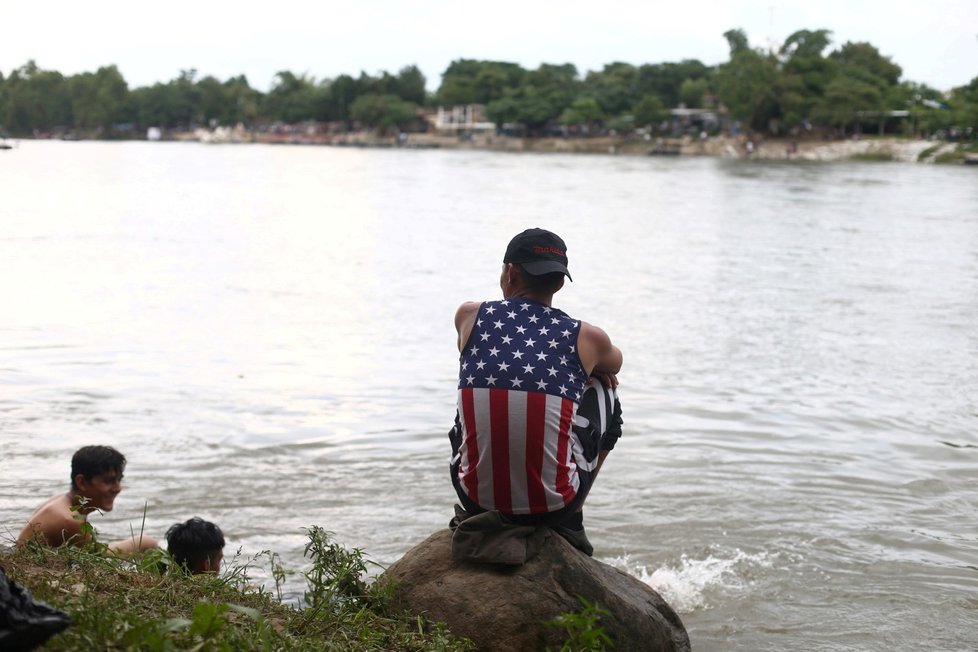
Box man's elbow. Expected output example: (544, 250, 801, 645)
(593, 344, 622, 375)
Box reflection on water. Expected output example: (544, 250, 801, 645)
(2, 142, 977, 651)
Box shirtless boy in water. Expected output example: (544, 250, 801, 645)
(17, 445, 158, 553)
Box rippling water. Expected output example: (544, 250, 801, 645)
(2, 141, 976, 650)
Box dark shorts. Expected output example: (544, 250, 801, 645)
(449, 377, 623, 526)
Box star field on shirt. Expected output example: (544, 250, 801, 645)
(459, 299, 585, 401)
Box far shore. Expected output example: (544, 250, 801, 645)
(169, 129, 978, 164)
(9, 129, 977, 164)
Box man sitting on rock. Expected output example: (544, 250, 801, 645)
(16, 445, 158, 553)
(165, 517, 225, 574)
(449, 228, 623, 557)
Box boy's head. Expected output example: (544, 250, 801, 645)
(166, 517, 225, 574)
(70, 446, 126, 511)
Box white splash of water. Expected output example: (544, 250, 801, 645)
(606, 549, 773, 613)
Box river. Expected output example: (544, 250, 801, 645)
(1, 141, 976, 651)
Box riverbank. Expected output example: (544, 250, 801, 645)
(180, 128, 978, 164)
(10, 128, 976, 164)
(453, 133, 975, 163)
(1, 530, 472, 651)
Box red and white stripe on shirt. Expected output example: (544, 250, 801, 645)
(456, 386, 581, 515)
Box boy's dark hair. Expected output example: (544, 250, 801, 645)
(516, 265, 565, 295)
(70, 446, 126, 489)
(166, 518, 225, 571)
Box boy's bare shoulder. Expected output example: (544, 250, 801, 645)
(17, 492, 83, 547)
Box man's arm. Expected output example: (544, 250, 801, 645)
(454, 302, 480, 352)
(578, 321, 623, 378)
(108, 534, 160, 555)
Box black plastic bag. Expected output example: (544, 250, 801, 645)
(0, 566, 71, 652)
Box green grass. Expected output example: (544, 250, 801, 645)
(849, 151, 895, 162)
(2, 528, 472, 651)
(546, 596, 614, 651)
(933, 142, 978, 164)
(934, 149, 965, 164)
(917, 144, 942, 161)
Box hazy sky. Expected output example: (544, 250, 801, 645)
(2, 0, 975, 92)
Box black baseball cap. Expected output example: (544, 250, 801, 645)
(503, 228, 572, 281)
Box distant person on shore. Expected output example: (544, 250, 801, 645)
(449, 228, 623, 556)
(165, 517, 225, 574)
(16, 445, 159, 553)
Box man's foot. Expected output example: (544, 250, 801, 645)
(553, 524, 594, 556)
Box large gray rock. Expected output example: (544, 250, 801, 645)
(382, 528, 690, 652)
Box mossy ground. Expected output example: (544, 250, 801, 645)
(1, 529, 472, 651)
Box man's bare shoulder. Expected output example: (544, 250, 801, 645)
(454, 301, 481, 327)
(580, 320, 611, 343)
(454, 302, 482, 351)
(17, 492, 82, 547)
(579, 321, 615, 356)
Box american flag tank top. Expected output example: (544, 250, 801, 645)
(456, 298, 589, 514)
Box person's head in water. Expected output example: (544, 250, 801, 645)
(166, 517, 225, 574)
(70, 445, 127, 512)
(501, 228, 572, 300)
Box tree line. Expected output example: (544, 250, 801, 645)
(1, 28, 976, 138)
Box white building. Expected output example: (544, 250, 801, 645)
(434, 105, 496, 133)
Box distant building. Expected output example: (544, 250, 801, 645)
(854, 110, 912, 135)
(434, 105, 495, 134)
(669, 106, 724, 135)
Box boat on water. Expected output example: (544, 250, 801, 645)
(964, 153, 978, 165)
(0, 140, 17, 150)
